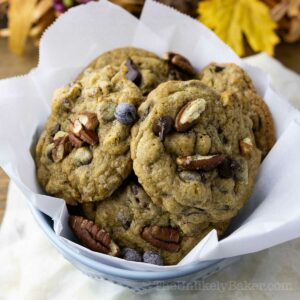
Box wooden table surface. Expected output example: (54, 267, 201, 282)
(0, 38, 299, 224)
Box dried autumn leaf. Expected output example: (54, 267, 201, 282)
(198, 0, 280, 56)
(8, 0, 38, 55)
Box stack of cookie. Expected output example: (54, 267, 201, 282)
(35, 47, 275, 265)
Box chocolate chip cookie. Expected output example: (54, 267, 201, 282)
(79, 47, 195, 95)
(131, 80, 262, 224)
(95, 182, 228, 265)
(36, 65, 143, 204)
(198, 63, 275, 158)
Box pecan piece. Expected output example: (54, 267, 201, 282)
(69, 118, 99, 147)
(69, 216, 120, 256)
(51, 131, 72, 163)
(77, 112, 99, 130)
(163, 52, 195, 75)
(175, 98, 206, 132)
(141, 226, 180, 252)
(176, 154, 226, 171)
(69, 132, 83, 148)
(239, 137, 253, 156)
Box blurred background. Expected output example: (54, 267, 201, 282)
(0, 0, 299, 222)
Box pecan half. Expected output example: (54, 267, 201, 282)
(69, 112, 99, 146)
(239, 137, 253, 156)
(175, 98, 206, 132)
(141, 226, 180, 252)
(163, 52, 195, 75)
(176, 154, 226, 171)
(69, 216, 120, 256)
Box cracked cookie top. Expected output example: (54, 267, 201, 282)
(131, 80, 262, 223)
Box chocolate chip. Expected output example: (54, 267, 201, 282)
(125, 58, 142, 86)
(152, 116, 174, 141)
(215, 65, 225, 73)
(218, 157, 240, 178)
(114, 103, 137, 125)
(51, 124, 61, 138)
(143, 251, 164, 265)
(122, 248, 142, 262)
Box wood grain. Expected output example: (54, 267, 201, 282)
(0, 38, 299, 224)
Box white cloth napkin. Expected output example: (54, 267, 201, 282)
(0, 54, 300, 300)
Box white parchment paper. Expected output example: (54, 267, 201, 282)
(0, 0, 300, 271)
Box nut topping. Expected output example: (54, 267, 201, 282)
(152, 116, 174, 141)
(52, 143, 65, 163)
(69, 216, 120, 256)
(175, 98, 206, 132)
(141, 226, 180, 252)
(69, 112, 99, 146)
(239, 137, 253, 156)
(51, 131, 72, 163)
(176, 154, 226, 171)
(53, 130, 68, 142)
(69, 132, 83, 148)
(77, 112, 99, 130)
(164, 52, 195, 75)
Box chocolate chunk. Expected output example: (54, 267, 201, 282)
(215, 65, 225, 73)
(152, 116, 174, 141)
(125, 58, 142, 86)
(218, 157, 240, 178)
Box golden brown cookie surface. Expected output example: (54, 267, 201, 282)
(131, 80, 262, 223)
(95, 182, 228, 265)
(198, 63, 275, 158)
(36, 65, 143, 204)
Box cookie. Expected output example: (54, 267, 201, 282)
(95, 182, 228, 265)
(198, 63, 275, 158)
(131, 80, 262, 224)
(36, 64, 143, 204)
(79, 47, 195, 95)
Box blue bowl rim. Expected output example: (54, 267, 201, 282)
(29, 202, 223, 281)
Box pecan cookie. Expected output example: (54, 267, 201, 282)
(131, 80, 262, 224)
(36, 65, 143, 204)
(198, 63, 275, 158)
(95, 182, 228, 265)
(79, 47, 195, 95)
